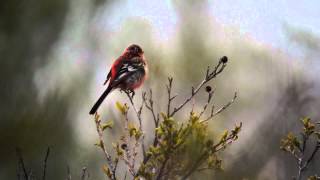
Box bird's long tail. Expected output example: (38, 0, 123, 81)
(89, 86, 113, 115)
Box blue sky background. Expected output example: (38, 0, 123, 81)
(98, 0, 320, 57)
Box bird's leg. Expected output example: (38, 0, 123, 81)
(126, 89, 135, 98)
(130, 90, 135, 98)
(124, 89, 135, 98)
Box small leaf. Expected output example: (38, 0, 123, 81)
(116, 101, 127, 114)
(129, 124, 137, 137)
(135, 129, 143, 140)
(102, 165, 112, 178)
(220, 130, 228, 142)
(101, 120, 113, 131)
(160, 112, 167, 120)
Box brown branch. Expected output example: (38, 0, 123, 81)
(142, 90, 161, 164)
(125, 91, 146, 158)
(42, 147, 50, 180)
(166, 77, 176, 117)
(93, 113, 116, 180)
(156, 156, 169, 180)
(301, 141, 320, 172)
(169, 57, 228, 117)
(119, 109, 136, 177)
(142, 90, 159, 126)
(199, 89, 214, 118)
(201, 92, 237, 123)
(16, 148, 28, 180)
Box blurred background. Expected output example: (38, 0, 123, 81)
(1, 0, 320, 179)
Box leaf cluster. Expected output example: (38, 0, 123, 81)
(280, 117, 320, 180)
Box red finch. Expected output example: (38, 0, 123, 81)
(89, 44, 147, 115)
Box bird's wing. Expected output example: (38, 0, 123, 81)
(111, 59, 144, 87)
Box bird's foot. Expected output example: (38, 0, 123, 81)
(124, 89, 135, 99)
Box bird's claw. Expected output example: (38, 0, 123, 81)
(124, 89, 135, 98)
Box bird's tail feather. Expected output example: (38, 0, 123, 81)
(89, 86, 113, 115)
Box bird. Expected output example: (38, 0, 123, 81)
(89, 44, 148, 115)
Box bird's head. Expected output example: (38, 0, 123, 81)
(125, 44, 144, 57)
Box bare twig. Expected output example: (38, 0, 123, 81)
(142, 90, 161, 165)
(199, 90, 214, 118)
(93, 113, 116, 180)
(201, 92, 237, 123)
(143, 89, 160, 126)
(16, 148, 28, 180)
(303, 141, 320, 168)
(169, 58, 227, 117)
(125, 91, 146, 158)
(166, 77, 176, 117)
(42, 147, 50, 180)
(122, 108, 137, 177)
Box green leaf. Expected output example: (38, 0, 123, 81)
(116, 101, 128, 114)
(101, 120, 113, 131)
(220, 130, 228, 142)
(160, 112, 167, 120)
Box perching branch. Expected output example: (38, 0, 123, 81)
(125, 91, 146, 158)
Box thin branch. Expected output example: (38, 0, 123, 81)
(125, 91, 146, 158)
(16, 148, 28, 180)
(142, 89, 161, 164)
(201, 92, 237, 123)
(170, 58, 227, 117)
(42, 147, 50, 180)
(301, 141, 320, 171)
(93, 113, 116, 180)
(166, 77, 176, 117)
(199, 90, 214, 118)
(293, 129, 320, 180)
(142, 90, 159, 126)
(156, 156, 169, 180)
